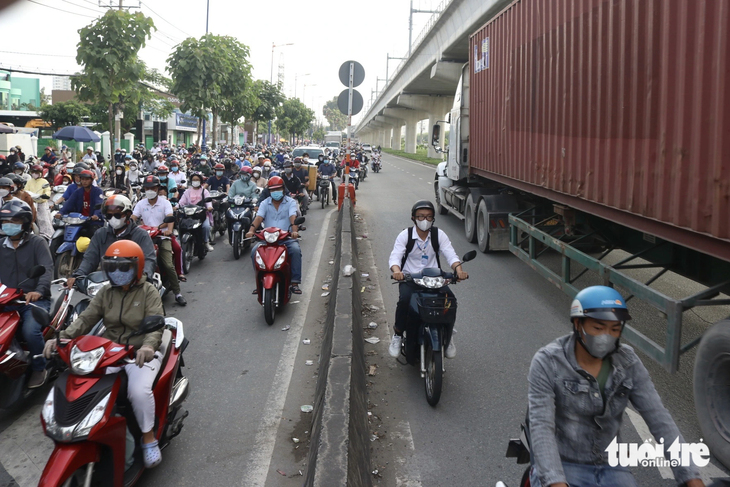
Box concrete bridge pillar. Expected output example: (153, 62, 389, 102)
(391, 122, 403, 150)
(397, 94, 454, 158)
(383, 107, 428, 154)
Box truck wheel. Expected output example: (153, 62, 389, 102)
(694, 319, 730, 469)
(434, 176, 448, 215)
(476, 199, 492, 253)
(464, 194, 478, 243)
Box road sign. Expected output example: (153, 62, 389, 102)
(338, 89, 363, 116)
(338, 61, 365, 87)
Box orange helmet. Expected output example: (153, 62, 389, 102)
(267, 176, 284, 190)
(102, 240, 145, 284)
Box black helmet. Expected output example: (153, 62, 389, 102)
(0, 199, 33, 228)
(142, 175, 160, 188)
(411, 200, 435, 217)
(72, 162, 90, 175)
(7, 173, 25, 190)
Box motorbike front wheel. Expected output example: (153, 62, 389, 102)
(263, 287, 276, 325)
(54, 251, 75, 279)
(183, 238, 194, 273)
(233, 232, 241, 260)
(424, 340, 443, 407)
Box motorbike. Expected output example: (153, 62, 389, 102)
(139, 216, 177, 296)
(178, 199, 210, 273)
(226, 195, 256, 260)
(348, 167, 360, 190)
(208, 190, 229, 239)
(252, 217, 305, 326)
(0, 266, 65, 411)
(393, 250, 476, 406)
(53, 213, 93, 279)
(371, 157, 381, 173)
(318, 175, 333, 209)
(359, 162, 368, 181)
(38, 315, 190, 487)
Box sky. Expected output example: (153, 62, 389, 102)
(0, 0, 443, 126)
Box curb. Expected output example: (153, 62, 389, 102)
(380, 150, 443, 168)
(305, 198, 371, 487)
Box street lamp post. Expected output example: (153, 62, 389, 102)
(295, 73, 311, 99)
(268, 42, 294, 145)
(201, 0, 210, 152)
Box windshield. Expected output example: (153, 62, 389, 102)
(292, 148, 323, 158)
(325, 142, 339, 147)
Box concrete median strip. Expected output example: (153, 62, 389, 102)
(305, 198, 372, 487)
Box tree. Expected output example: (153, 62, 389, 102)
(312, 125, 326, 142)
(40, 101, 90, 130)
(276, 98, 314, 141)
(71, 10, 155, 146)
(323, 96, 347, 131)
(167, 34, 253, 148)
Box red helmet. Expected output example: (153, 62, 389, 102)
(30, 164, 43, 173)
(267, 176, 284, 190)
(214, 163, 225, 170)
(241, 166, 253, 175)
(79, 170, 95, 179)
(157, 165, 169, 173)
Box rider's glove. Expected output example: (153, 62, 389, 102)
(135, 345, 155, 368)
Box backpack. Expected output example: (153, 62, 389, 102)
(401, 226, 441, 271)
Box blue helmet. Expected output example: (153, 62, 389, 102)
(570, 286, 632, 322)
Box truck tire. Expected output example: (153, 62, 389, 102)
(694, 319, 730, 469)
(464, 194, 478, 243)
(434, 176, 448, 215)
(476, 199, 493, 253)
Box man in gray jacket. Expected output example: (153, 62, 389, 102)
(65, 195, 156, 289)
(0, 200, 54, 388)
(528, 285, 704, 487)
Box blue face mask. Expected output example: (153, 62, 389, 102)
(216, 171, 223, 177)
(159, 176, 167, 182)
(2, 223, 23, 236)
(242, 175, 251, 183)
(171, 167, 179, 172)
(107, 268, 135, 287)
(271, 190, 284, 201)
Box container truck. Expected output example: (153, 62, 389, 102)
(432, 0, 730, 467)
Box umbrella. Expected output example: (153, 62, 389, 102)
(52, 126, 101, 143)
(0, 125, 15, 134)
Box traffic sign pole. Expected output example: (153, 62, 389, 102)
(347, 62, 354, 148)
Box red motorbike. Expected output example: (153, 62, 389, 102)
(252, 217, 304, 325)
(39, 315, 190, 487)
(0, 265, 62, 411)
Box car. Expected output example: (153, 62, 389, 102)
(291, 146, 325, 162)
(361, 144, 372, 153)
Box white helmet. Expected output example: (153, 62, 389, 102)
(263, 160, 272, 168)
(66, 162, 75, 171)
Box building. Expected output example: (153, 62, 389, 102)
(52, 76, 72, 91)
(0, 71, 40, 111)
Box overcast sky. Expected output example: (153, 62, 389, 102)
(0, 0, 442, 125)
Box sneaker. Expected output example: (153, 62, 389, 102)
(28, 369, 48, 389)
(389, 333, 402, 358)
(205, 242, 214, 252)
(445, 337, 456, 359)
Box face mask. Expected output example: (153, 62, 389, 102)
(252, 173, 260, 179)
(15, 171, 23, 176)
(271, 190, 284, 201)
(145, 190, 158, 200)
(294, 164, 301, 169)
(130, 166, 137, 172)
(107, 268, 135, 287)
(242, 175, 251, 183)
(115, 169, 123, 175)
(216, 171, 223, 177)
(31, 173, 41, 180)
(577, 323, 620, 359)
(201, 161, 207, 165)
(284, 168, 292, 174)
(191, 180, 201, 188)
(159, 176, 167, 182)
(171, 167, 179, 172)
(416, 219, 433, 232)
(2, 223, 23, 236)
(108, 215, 127, 230)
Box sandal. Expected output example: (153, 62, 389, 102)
(141, 439, 162, 469)
(178, 275, 187, 282)
(291, 284, 302, 295)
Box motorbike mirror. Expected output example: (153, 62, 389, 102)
(163, 215, 176, 223)
(40, 194, 51, 200)
(294, 216, 305, 226)
(137, 315, 166, 335)
(462, 250, 477, 262)
(30, 305, 51, 328)
(26, 265, 46, 279)
(169, 197, 178, 204)
(204, 197, 213, 203)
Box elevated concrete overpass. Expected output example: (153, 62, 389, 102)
(355, 0, 512, 157)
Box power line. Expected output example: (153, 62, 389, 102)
(27, 0, 97, 18)
(60, 0, 101, 13)
(141, 1, 194, 39)
(0, 50, 76, 58)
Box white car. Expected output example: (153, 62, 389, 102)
(361, 144, 372, 153)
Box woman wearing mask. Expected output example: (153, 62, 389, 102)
(251, 166, 268, 189)
(177, 172, 214, 252)
(109, 162, 132, 195)
(25, 164, 53, 240)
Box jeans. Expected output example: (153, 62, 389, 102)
(530, 462, 638, 487)
(202, 216, 211, 243)
(6, 299, 50, 372)
(251, 238, 302, 284)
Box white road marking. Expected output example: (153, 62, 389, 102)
(393, 420, 423, 487)
(625, 408, 727, 483)
(242, 208, 337, 487)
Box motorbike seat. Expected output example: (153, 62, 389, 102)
(152, 329, 173, 386)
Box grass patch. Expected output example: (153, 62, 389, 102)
(382, 147, 444, 166)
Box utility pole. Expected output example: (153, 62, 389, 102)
(201, 0, 210, 152)
(386, 54, 406, 83)
(408, 0, 440, 57)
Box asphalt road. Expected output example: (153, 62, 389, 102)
(0, 200, 340, 487)
(354, 152, 729, 487)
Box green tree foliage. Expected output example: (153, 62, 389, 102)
(276, 98, 314, 141)
(71, 10, 155, 143)
(312, 125, 326, 142)
(40, 101, 90, 130)
(323, 96, 347, 131)
(167, 34, 253, 147)
(249, 80, 284, 124)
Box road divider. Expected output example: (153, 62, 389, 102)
(305, 198, 371, 487)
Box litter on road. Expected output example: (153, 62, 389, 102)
(305, 360, 314, 366)
(343, 265, 355, 276)
(365, 337, 380, 344)
(368, 365, 377, 376)
(281, 325, 290, 331)
(368, 322, 378, 329)
(301, 405, 313, 413)
(321, 292, 330, 297)
(302, 339, 310, 345)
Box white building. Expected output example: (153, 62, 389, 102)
(52, 76, 71, 91)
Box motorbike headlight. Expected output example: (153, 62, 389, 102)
(234, 196, 244, 205)
(64, 217, 85, 225)
(184, 207, 197, 216)
(70, 345, 104, 375)
(74, 391, 111, 438)
(264, 230, 280, 244)
(86, 280, 107, 297)
(273, 250, 287, 270)
(413, 276, 446, 289)
(255, 251, 266, 269)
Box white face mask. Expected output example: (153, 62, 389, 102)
(191, 180, 201, 188)
(31, 173, 40, 180)
(109, 216, 126, 230)
(0, 189, 8, 198)
(145, 190, 158, 200)
(416, 219, 433, 232)
(115, 169, 123, 175)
